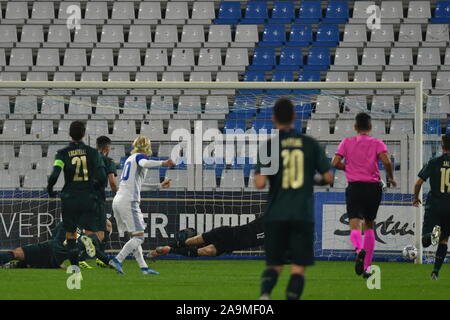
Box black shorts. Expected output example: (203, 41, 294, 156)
(61, 191, 99, 233)
(22, 241, 60, 268)
(202, 218, 265, 255)
(264, 221, 314, 267)
(346, 182, 383, 222)
(423, 197, 450, 240)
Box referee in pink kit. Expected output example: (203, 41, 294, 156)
(332, 112, 396, 278)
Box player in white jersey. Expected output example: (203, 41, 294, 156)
(109, 136, 174, 275)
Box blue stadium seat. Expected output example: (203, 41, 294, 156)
(240, 71, 265, 94)
(295, 71, 321, 94)
(424, 119, 441, 134)
(260, 25, 286, 47)
(323, 1, 349, 23)
(269, 1, 295, 24)
(268, 71, 294, 95)
(224, 119, 247, 132)
(296, 1, 322, 23)
(314, 24, 339, 47)
(230, 96, 256, 119)
(215, 2, 241, 24)
(431, 1, 450, 23)
(287, 24, 312, 47)
(252, 119, 273, 133)
(304, 48, 330, 71)
(256, 107, 272, 119)
(248, 47, 276, 71)
(294, 120, 302, 133)
(446, 120, 450, 133)
(296, 103, 312, 119)
(277, 48, 303, 71)
(241, 1, 268, 24)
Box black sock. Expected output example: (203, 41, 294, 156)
(79, 250, 89, 262)
(434, 243, 448, 273)
(66, 239, 79, 266)
(100, 232, 110, 252)
(261, 269, 279, 296)
(170, 247, 199, 257)
(422, 233, 432, 248)
(88, 234, 101, 248)
(0, 251, 14, 264)
(286, 274, 305, 300)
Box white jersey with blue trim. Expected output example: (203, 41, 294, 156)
(116, 153, 163, 202)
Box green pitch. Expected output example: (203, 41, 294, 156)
(0, 260, 449, 300)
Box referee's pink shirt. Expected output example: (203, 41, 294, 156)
(335, 134, 388, 183)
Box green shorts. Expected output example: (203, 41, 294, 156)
(22, 241, 60, 268)
(423, 198, 450, 239)
(61, 191, 99, 233)
(264, 221, 314, 267)
(95, 198, 107, 232)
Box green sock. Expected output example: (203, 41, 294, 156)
(261, 269, 279, 296)
(433, 243, 448, 273)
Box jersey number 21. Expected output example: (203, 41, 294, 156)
(281, 149, 304, 189)
(72, 156, 88, 181)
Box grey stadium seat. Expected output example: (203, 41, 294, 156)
(18, 25, 44, 47)
(342, 25, 367, 47)
(180, 25, 205, 48)
(85, 2, 108, 21)
(9, 158, 32, 175)
(427, 95, 450, 114)
(89, 49, 114, 71)
(30, 120, 54, 141)
(111, 2, 135, 21)
(47, 25, 71, 47)
(223, 48, 248, 71)
(13, 96, 38, 118)
(31, 2, 55, 20)
(123, 96, 147, 118)
(351, 1, 375, 21)
(26, 72, 47, 81)
(326, 71, 348, 82)
(435, 72, 450, 90)
(86, 120, 109, 139)
(62, 49, 87, 71)
(150, 96, 174, 118)
(100, 25, 124, 48)
(68, 96, 92, 117)
(442, 48, 450, 70)
(167, 120, 191, 138)
(169, 49, 195, 71)
(307, 120, 329, 137)
(165, 2, 189, 21)
(234, 25, 259, 47)
(95, 96, 120, 118)
(398, 24, 422, 46)
(360, 48, 385, 71)
(177, 96, 202, 115)
(57, 2, 80, 20)
(196, 48, 222, 71)
(159, 72, 184, 95)
(0, 172, 20, 189)
(219, 169, 245, 190)
(40, 96, 65, 118)
(5, 2, 28, 20)
(332, 48, 358, 70)
(407, 1, 431, 22)
(390, 120, 414, 135)
(127, 26, 152, 48)
(387, 48, 413, 71)
(369, 24, 394, 46)
(378, 71, 404, 94)
(409, 72, 432, 90)
(191, 2, 215, 22)
(0, 145, 15, 162)
(143, 49, 168, 72)
(137, 2, 161, 21)
(380, 1, 403, 22)
(73, 25, 98, 46)
(398, 95, 416, 115)
(1, 120, 26, 139)
(23, 170, 48, 189)
(111, 120, 136, 141)
(371, 96, 395, 114)
(8, 49, 33, 71)
(141, 120, 165, 140)
(315, 96, 339, 114)
(153, 25, 178, 47)
(165, 170, 188, 190)
(116, 49, 141, 71)
(35, 49, 60, 71)
(425, 25, 449, 46)
(203, 170, 217, 190)
(204, 96, 229, 115)
(19, 144, 42, 159)
(207, 25, 232, 47)
(0, 26, 17, 46)
(415, 48, 441, 71)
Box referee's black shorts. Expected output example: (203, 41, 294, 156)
(346, 182, 383, 222)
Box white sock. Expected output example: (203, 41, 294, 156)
(116, 237, 143, 263)
(133, 245, 148, 269)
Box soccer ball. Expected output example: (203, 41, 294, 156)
(402, 245, 418, 261)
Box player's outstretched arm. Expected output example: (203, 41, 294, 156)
(314, 170, 334, 186)
(108, 173, 118, 193)
(331, 155, 345, 171)
(379, 152, 396, 187)
(138, 158, 175, 168)
(412, 178, 424, 207)
(254, 173, 267, 189)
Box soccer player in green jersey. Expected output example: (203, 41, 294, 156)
(254, 98, 334, 300)
(46, 121, 107, 268)
(413, 133, 450, 280)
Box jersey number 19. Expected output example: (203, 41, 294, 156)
(440, 167, 450, 193)
(281, 149, 304, 189)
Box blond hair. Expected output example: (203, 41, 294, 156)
(131, 136, 152, 156)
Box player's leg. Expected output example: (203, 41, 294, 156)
(185, 235, 205, 247)
(60, 193, 81, 266)
(421, 204, 440, 248)
(362, 219, 375, 274)
(260, 222, 288, 300)
(286, 221, 314, 300)
(431, 216, 449, 280)
(346, 183, 366, 275)
(0, 248, 24, 265)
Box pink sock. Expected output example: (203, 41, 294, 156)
(350, 230, 363, 253)
(363, 229, 375, 271)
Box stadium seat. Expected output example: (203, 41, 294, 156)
(371, 96, 395, 114)
(295, 71, 321, 94)
(307, 119, 330, 137)
(241, 71, 265, 94)
(425, 24, 449, 45)
(326, 71, 348, 82)
(315, 96, 340, 114)
(224, 48, 249, 71)
(0, 26, 17, 46)
(268, 71, 294, 95)
(177, 96, 202, 115)
(390, 120, 414, 135)
(361, 48, 386, 71)
(398, 96, 416, 114)
(332, 48, 358, 70)
(424, 119, 441, 134)
(287, 24, 312, 47)
(443, 48, 450, 70)
(407, 1, 431, 21)
(304, 48, 330, 71)
(370, 24, 395, 45)
(73, 25, 98, 46)
(0, 145, 15, 162)
(207, 25, 232, 47)
(167, 120, 191, 137)
(352, 1, 374, 21)
(435, 72, 450, 90)
(31, 2, 55, 20)
(150, 96, 174, 117)
(409, 72, 433, 90)
(241, 1, 268, 24)
(85, 2, 108, 21)
(138, 2, 161, 21)
(68, 96, 92, 117)
(141, 120, 165, 141)
(0, 172, 20, 189)
(398, 24, 422, 45)
(8, 49, 33, 71)
(100, 25, 124, 47)
(296, 1, 322, 23)
(342, 25, 367, 46)
(260, 25, 286, 47)
(95, 96, 120, 118)
(219, 169, 245, 189)
(154, 25, 178, 47)
(427, 95, 450, 114)
(197, 48, 222, 71)
(415, 48, 441, 71)
(144, 49, 168, 72)
(180, 25, 205, 47)
(23, 170, 48, 189)
(170, 49, 195, 71)
(35, 49, 60, 71)
(165, 169, 188, 190)
(122, 96, 147, 118)
(63, 49, 87, 71)
(269, 1, 295, 24)
(47, 25, 71, 47)
(203, 170, 217, 190)
(19, 25, 44, 47)
(19, 145, 42, 160)
(233, 25, 259, 47)
(324, 1, 349, 23)
(205, 96, 229, 115)
(86, 121, 109, 140)
(9, 158, 32, 176)
(111, 2, 135, 21)
(431, 1, 450, 23)
(191, 2, 216, 21)
(380, 1, 403, 21)
(387, 48, 413, 71)
(90, 49, 114, 70)
(27, 72, 47, 82)
(117, 49, 141, 71)
(5, 2, 28, 20)
(13, 96, 38, 117)
(31, 120, 55, 141)
(112, 120, 137, 141)
(314, 24, 339, 47)
(277, 48, 303, 71)
(215, 2, 241, 24)
(165, 2, 189, 21)
(127, 26, 152, 47)
(1, 120, 26, 139)
(0, 97, 10, 117)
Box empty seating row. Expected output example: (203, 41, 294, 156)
(0, 48, 254, 71)
(0, 2, 216, 22)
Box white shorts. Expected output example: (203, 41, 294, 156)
(112, 195, 146, 235)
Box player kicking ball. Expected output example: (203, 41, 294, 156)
(150, 215, 264, 258)
(255, 98, 334, 300)
(413, 133, 450, 280)
(109, 136, 174, 275)
(332, 113, 396, 278)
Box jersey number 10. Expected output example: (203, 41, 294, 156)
(72, 156, 89, 181)
(281, 149, 304, 189)
(440, 167, 450, 193)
